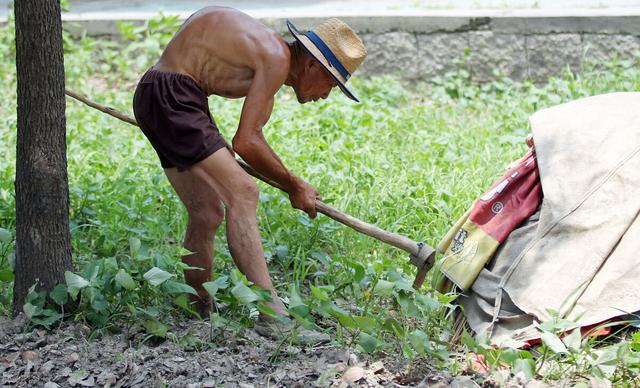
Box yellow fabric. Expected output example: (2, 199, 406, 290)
(435, 208, 500, 293)
(437, 208, 471, 254)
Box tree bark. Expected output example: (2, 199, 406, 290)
(13, 0, 73, 317)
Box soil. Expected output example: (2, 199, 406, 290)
(0, 314, 458, 388)
(0, 314, 577, 387)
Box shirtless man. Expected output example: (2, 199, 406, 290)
(132, 7, 366, 339)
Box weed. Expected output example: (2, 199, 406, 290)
(1, 12, 639, 384)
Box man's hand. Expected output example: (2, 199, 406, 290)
(288, 177, 321, 218)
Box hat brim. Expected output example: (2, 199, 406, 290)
(287, 19, 359, 102)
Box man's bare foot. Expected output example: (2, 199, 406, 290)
(189, 295, 213, 318)
(195, 302, 212, 318)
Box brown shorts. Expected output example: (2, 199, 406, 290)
(132, 68, 228, 171)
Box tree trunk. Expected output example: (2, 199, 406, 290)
(13, 0, 73, 317)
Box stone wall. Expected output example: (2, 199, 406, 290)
(7, 9, 639, 82)
(267, 10, 640, 82)
(356, 29, 640, 82)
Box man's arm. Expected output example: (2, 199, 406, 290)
(231, 54, 320, 218)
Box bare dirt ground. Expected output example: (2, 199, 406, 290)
(0, 315, 463, 388)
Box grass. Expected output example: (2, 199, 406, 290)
(1, 13, 640, 385)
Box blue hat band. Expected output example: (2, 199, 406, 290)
(304, 31, 351, 81)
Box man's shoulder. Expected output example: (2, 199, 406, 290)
(235, 19, 289, 72)
(193, 6, 268, 32)
(188, 7, 290, 75)
(196, 8, 284, 49)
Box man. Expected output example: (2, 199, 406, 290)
(132, 7, 366, 341)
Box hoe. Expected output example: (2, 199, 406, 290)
(65, 89, 436, 288)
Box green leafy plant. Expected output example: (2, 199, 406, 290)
(1, 11, 639, 384)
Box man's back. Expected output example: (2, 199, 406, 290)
(155, 7, 289, 98)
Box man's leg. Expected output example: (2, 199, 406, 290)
(165, 166, 225, 317)
(188, 148, 287, 317)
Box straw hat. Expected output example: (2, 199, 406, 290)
(287, 18, 367, 102)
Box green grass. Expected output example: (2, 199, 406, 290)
(1, 13, 640, 385)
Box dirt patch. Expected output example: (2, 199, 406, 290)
(0, 315, 455, 387)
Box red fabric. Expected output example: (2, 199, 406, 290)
(524, 323, 614, 348)
(469, 150, 543, 242)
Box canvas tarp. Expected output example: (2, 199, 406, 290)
(458, 92, 640, 344)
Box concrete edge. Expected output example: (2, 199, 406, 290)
(2, 8, 640, 35)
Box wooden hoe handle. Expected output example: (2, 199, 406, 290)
(64, 89, 436, 288)
(236, 160, 436, 284)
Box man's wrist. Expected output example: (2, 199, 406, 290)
(285, 174, 301, 194)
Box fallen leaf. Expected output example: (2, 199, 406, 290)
(78, 376, 95, 387)
(40, 360, 56, 375)
(22, 350, 38, 362)
(65, 352, 80, 365)
(68, 369, 89, 386)
(370, 361, 384, 373)
(58, 366, 72, 377)
(342, 366, 365, 382)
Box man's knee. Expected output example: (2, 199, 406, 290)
(187, 201, 225, 233)
(227, 179, 259, 211)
